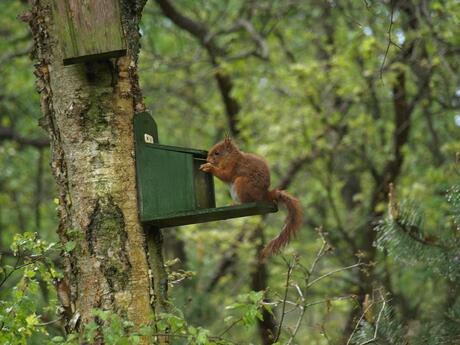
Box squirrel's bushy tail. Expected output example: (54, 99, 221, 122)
(261, 190, 303, 259)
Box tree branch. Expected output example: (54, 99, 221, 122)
(380, 0, 400, 80)
(0, 127, 49, 148)
(0, 43, 33, 66)
(210, 19, 269, 60)
(155, 0, 240, 136)
(154, 0, 208, 41)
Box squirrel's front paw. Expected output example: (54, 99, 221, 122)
(199, 163, 213, 172)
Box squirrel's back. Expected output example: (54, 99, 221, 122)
(234, 152, 270, 190)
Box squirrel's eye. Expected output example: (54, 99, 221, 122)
(214, 151, 219, 156)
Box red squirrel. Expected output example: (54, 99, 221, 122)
(199, 137, 303, 258)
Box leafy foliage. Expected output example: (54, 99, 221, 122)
(156, 291, 268, 344)
(1, 0, 460, 344)
(0, 233, 61, 345)
(351, 183, 460, 344)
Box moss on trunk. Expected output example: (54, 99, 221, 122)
(26, 0, 160, 343)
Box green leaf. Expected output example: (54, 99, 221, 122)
(139, 325, 153, 337)
(130, 334, 140, 344)
(25, 314, 39, 327)
(65, 241, 76, 252)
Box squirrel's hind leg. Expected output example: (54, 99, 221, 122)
(232, 177, 267, 203)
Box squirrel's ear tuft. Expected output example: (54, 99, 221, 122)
(223, 132, 233, 145)
(223, 132, 238, 150)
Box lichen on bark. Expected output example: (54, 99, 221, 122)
(87, 197, 131, 292)
(25, 0, 159, 342)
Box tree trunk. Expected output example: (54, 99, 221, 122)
(26, 1, 159, 342)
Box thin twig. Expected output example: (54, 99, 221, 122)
(307, 230, 328, 278)
(346, 291, 387, 345)
(346, 301, 376, 345)
(0, 254, 21, 288)
(36, 318, 62, 327)
(324, 172, 358, 252)
(286, 305, 305, 345)
(276, 299, 298, 307)
(358, 291, 387, 345)
(380, 0, 398, 81)
(284, 305, 301, 314)
(304, 295, 357, 309)
(307, 261, 363, 288)
(286, 233, 328, 345)
(219, 317, 243, 337)
(273, 258, 295, 343)
(294, 284, 304, 301)
(287, 249, 363, 345)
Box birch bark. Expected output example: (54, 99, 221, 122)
(26, 1, 156, 342)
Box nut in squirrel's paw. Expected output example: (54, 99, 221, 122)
(199, 163, 213, 172)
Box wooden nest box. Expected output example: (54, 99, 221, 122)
(52, 0, 127, 65)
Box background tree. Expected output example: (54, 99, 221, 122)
(140, 0, 459, 343)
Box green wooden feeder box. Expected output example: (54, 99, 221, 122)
(134, 112, 277, 228)
(52, 0, 127, 65)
